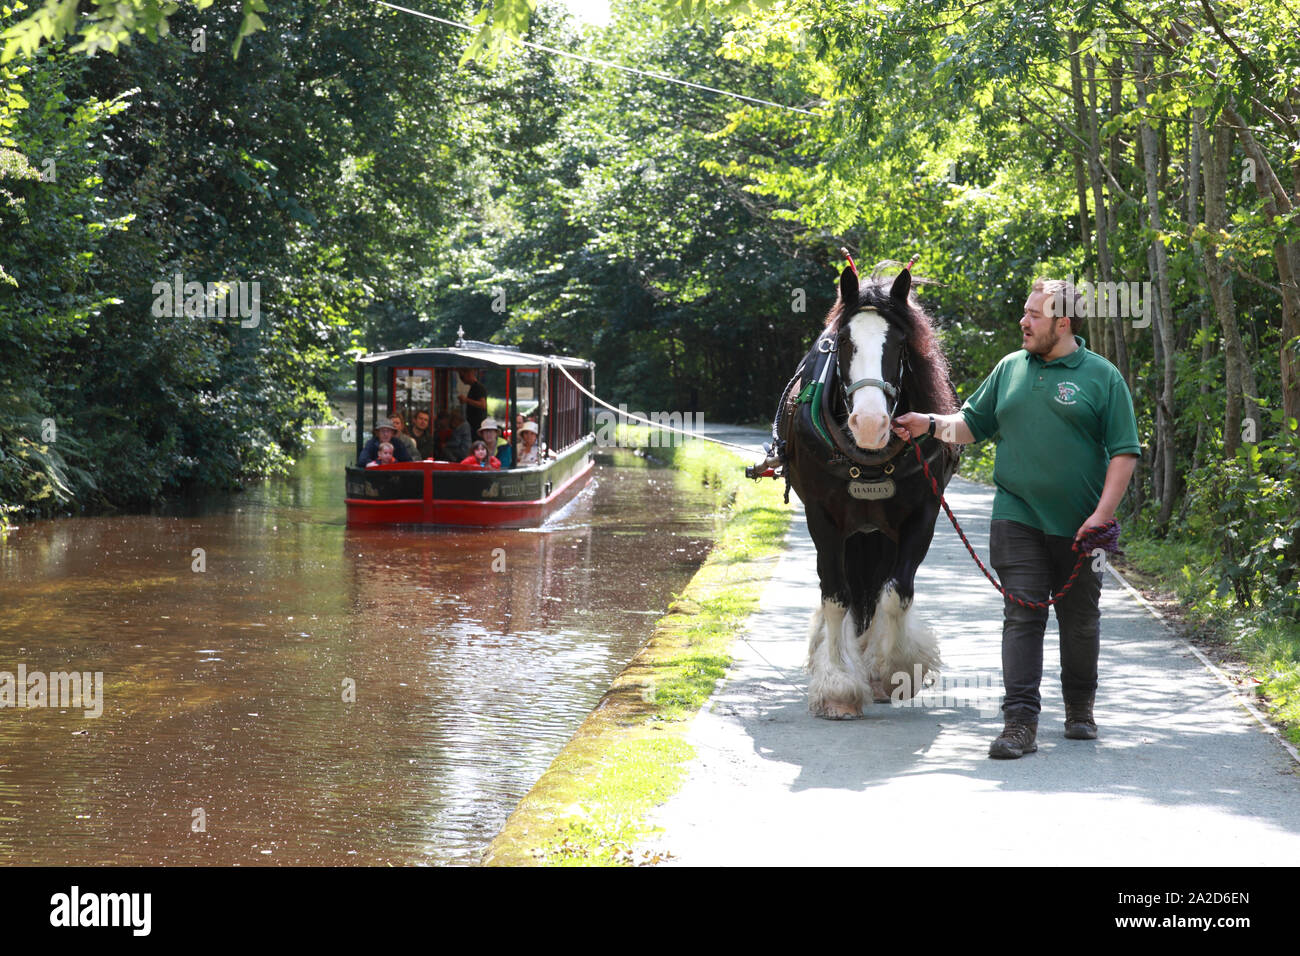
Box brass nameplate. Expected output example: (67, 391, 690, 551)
(848, 479, 895, 500)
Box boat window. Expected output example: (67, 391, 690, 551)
(548, 365, 591, 451)
(394, 368, 433, 423)
(514, 368, 541, 422)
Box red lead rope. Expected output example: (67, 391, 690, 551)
(902, 435, 1121, 610)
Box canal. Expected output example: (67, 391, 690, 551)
(0, 430, 727, 865)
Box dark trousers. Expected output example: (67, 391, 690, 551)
(989, 519, 1103, 720)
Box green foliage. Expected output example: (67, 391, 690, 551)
(0, 380, 95, 526)
(1179, 408, 1300, 616)
(0, 2, 474, 516)
(2, 0, 1297, 654)
(0, 0, 252, 62)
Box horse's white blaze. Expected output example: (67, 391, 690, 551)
(845, 309, 892, 449)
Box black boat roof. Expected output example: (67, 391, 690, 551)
(357, 342, 592, 371)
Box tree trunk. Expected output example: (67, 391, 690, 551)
(1189, 110, 1210, 469)
(1108, 60, 1131, 386)
(1198, 114, 1258, 456)
(1084, 51, 1122, 371)
(1223, 103, 1300, 424)
(1070, 35, 1101, 354)
(1137, 49, 1178, 530)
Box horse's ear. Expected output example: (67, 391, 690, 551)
(890, 267, 911, 303)
(839, 266, 859, 310)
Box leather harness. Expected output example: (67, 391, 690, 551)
(768, 325, 952, 496)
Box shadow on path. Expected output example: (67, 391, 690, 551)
(645, 477, 1300, 865)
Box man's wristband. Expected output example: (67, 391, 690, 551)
(927, 415, 936, 438)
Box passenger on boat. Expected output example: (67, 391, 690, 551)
(365, 442, 396, 468)
(440, 410, 471, 461)
(460, 440, 501, 470)
(389, 413, 420, 461)
(432, 410, 451, 454)
(359, 422, 412, 466)
(478, 418, 512, 469)
(459, 368, 488, 435)
(516, 420, 541, 466)
(410, 410, 437, 460)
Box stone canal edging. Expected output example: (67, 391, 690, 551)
(483, 430, 787, 866)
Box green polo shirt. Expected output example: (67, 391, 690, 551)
(960, 336, 1141, 537)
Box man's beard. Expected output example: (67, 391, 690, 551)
(1027, 326, 1060, 356)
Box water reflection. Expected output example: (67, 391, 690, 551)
(0, 433, 723, 864)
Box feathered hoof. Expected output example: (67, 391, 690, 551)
(868, 674, 891, 704)
(866, 585, 943, 702)
(879, 665, 938, 702)
(811, 697, 865, 720)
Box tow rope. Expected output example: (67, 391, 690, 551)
(899, 432, 1122, 609)
(554, 362, 758, 454)
(561, 357, 1119, 610)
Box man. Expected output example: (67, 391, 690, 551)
(459, 368, 488, 436)
(389, 413, 420, 461)
(440, 410, 471, 462)
(409, 409, 437, 460)
(410, 409, 437, 460)
(358, 420, 413, 466)
(893, 278, 1140, 759)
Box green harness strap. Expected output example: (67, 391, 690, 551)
(797, 381, 832, 447)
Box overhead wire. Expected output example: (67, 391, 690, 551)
(370, 0, 818, 116)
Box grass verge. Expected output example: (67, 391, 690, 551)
(482, 427, 790, 865)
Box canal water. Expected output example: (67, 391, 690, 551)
(0, 431, 726, 865)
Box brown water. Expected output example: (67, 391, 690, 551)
(0, 431, 724, 865)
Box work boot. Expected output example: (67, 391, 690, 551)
(1064, 694, 1098, 740)
(988, 716, 1038, 759)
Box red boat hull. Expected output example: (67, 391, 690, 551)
(345, 440, 595, 528)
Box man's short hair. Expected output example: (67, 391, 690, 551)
(1032, 277, 1086, 336)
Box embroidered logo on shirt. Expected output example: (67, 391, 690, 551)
(1055, 381, 1080, 405)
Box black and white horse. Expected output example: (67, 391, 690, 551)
(776, 264, 960, 718)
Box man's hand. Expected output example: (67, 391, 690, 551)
(1075, 454, 1137, 543)
(892, 412, 974, 444)
(1074, 510, 1112, 544)
(891, 413, 930, 440)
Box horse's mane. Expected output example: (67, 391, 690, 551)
(822, 276, 958, 416)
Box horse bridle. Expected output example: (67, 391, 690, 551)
(819, 325, 907, 420)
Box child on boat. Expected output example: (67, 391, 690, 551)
(460, 440, 501, 470)
(366, 442, 396, 467)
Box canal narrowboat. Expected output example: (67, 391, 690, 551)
(344, 338, 596, 528)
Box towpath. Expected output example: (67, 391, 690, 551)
(640, 475, 1300, 865)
